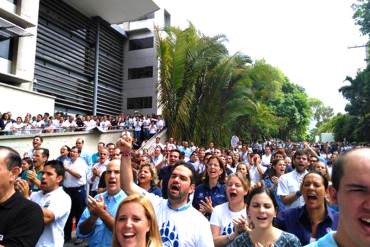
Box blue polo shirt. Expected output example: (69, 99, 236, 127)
(192, 182, 227, 219)
(275, 205, 339, 245)
(263, 177, 286, 212)
(77, 190, 127, 246)
(305, 231, 338, 247)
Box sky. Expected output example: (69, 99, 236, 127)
(155, 0, 368, 114)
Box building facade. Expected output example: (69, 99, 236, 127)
(0, 0, 159, 117)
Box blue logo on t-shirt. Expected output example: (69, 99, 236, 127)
(160, 221, 179, 247)
(221, 223, 234, 235)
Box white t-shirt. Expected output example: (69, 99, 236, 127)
(249, 164, 267, 184)
(277, 169, 308, 209)
(261, 154, 272, 167)
(31, 187, 72, 247)
(63, 158, 88, 187)
(135, 184, 214, 247)
(210, 202, 246, 236)
(88, 161, 108, 191)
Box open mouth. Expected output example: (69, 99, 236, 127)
(306, 194, 318, 201)
(256, 216, 268, 221)
(229, 192, 238, 198)
(123, 232, 136, 240)
(108, 180, 116, 185)
(359, 217, 370, 226)
(169, 184, 180, 192)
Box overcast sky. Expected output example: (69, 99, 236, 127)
(155, 0, 368, 113)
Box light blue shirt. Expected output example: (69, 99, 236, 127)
(80, 150, 92, 166)
(77, 190, 127, 247)
(305, 231, 338, 247)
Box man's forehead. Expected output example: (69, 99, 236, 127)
(43, 166, 56, 173)
(172, 165, 191, 177)
(107, 160, 120, 169)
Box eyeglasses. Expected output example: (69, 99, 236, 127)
(106, 170, 120, 175)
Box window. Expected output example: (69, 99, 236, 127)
(128, 66, 153, 79)
(129, 37, 153, 50)
(0, 38, 14, 60)
(127, 97, 152, 109)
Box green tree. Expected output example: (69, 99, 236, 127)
(309, 98, 334, 127)
(352, 0, 370, 36)
(337, 66, 370, 142)
(157, 24, 313, 145)
(269, 81, 312, 141)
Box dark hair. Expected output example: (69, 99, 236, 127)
(293, 149, 309, 161)
(106, 142, 115, 147)
(170, 149, 181, 156)
(35, 148, 50, 159)
(61, 145, 71, 153)
(301, 171, 329, 190)
(332, 152, 346, 191)
(267, 159, 286, 178)
(71, 146, 81, 154)
(21, 157, 34, 170)
(44, 160, 65, 180)
(33, 135, 43, 142)
(171, 161, 196, 185)
(246, 185, 278, 211)
(0, 146, 21, 170)
(273, 150, 286, 159)
(203, 155, 226, 184)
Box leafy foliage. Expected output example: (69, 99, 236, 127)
(352, 0, 370, 36)
(156, 24, 312, 145)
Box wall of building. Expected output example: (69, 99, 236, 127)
(0, 0, 40, 85)
(123, 31, 159, 115)
(0, 82, 55, 118)
(0, 129, 123, 159)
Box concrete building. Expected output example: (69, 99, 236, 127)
(0, 0, 159, 117)
(122, 8, 171, 115)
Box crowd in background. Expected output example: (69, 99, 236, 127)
(1, 130, 369, 247)
(0, 111, 165, 138)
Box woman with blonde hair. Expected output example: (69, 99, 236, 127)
(211, 172, 250, 247)
(112, 194, 162, 247)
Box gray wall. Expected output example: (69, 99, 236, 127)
(0, 130, 124, 159)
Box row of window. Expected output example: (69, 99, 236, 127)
(128, 66, 153, 79)
(129, 37, 153, 50)
(127, 96, 152, 109)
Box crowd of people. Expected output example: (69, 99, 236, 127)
(0, 111, 165, 139)
(0, 131, 369, 247)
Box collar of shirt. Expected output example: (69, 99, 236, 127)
(204, 181, 224, 190)
(0, 192, 20, 209)
(167, 200, 191, 212)
(102, 190, 125, 204)
(298, 205, 338, 230)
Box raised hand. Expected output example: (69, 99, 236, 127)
(116, 131, 133, 154)
(199, 196, 213, 214)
